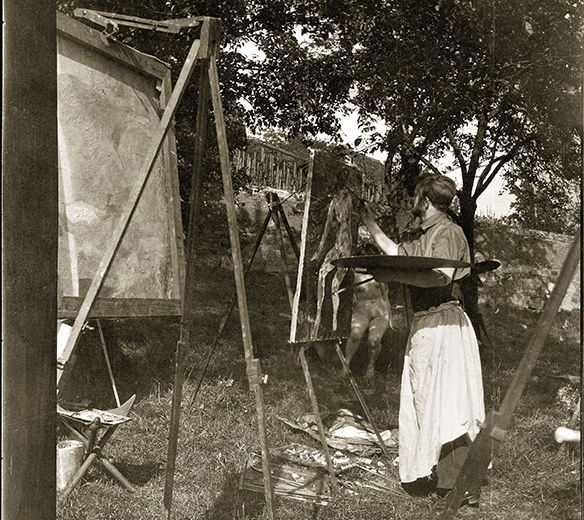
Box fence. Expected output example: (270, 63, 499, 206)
(234, 139, 386, 201)
(233, 139, 307, 193)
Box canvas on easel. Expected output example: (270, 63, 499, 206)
(57, 12, 185, 319)
(290, 150, 362, 344)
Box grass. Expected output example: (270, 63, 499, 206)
(57, 266, 581, 520)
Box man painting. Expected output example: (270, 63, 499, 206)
(359, 173, 485, 504)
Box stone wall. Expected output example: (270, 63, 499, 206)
(474, 221, 580, 312)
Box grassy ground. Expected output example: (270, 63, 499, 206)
(57, 266, 581, 520)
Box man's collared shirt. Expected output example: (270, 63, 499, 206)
(397, 212, 471, 281)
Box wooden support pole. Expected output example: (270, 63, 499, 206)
(163, 24, 212, 517)
(440, 228, 581, 519)
(208, 41, 275, 519)
(2, 2, 58, 518)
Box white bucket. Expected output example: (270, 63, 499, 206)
(56, 440, 85, 491)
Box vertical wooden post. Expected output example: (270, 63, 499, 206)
(163, 22, 212, 518)
(208, 36, 275, 519)
(2, 2, 58, 519)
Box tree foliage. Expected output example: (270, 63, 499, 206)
(56, 0, 582, 237)
(293, 0, 582, 241)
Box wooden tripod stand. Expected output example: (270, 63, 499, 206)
(66, 12, 278, 518)
(159, 19, 276, 520)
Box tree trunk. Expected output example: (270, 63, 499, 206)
(458, 193, 492, 348)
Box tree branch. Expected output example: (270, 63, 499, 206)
(474, 156, 510, 199)
(445, 127, 467, 178)
(475, 132, 500, 191)
(473, 135, 537, 199)
(468, 112, 488, 179)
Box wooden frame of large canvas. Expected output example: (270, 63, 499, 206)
(57, 12, 185, 321)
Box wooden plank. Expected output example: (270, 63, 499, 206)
(57, 11, 169, 79)
(58, 297, 182, 318)
(57, 35, 203, 389)
(3, 1, 58, 518)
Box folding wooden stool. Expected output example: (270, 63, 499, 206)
(57, 394, 136, 499)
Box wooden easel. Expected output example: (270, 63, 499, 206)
(154, 19, 275, 520)
(264, 189, 342, 494)
(286, 152, 393, 494)
(58, 12, 276, 519)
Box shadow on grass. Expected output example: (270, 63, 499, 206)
(206, 471, 264, 520)
(546, 482, 582, 520)
(114, 461, 164, 487)
(71, 459, 162, 491)
(58, 317, 180, 409)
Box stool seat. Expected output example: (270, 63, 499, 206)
(57, 394, 136, 500)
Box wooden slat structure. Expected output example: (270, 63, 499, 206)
(234, 139, 307, 193)
(234, 140, 385, 202)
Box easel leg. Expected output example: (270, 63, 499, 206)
(209, 53, 275, 520)
(298, 346, 339, 494)
(267, 192, 338, 494)
(164, 43, 212, 517)
(267, 192, 295, 309)
(277, 201, 300, 261)
(335, 342, 391, 459)
(185, 208, 272, 407)
(96, 319, 121, 407)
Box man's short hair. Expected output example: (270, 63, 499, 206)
(415, 173, 457, 211)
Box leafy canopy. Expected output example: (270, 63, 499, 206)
(57, 0, 582, 234)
